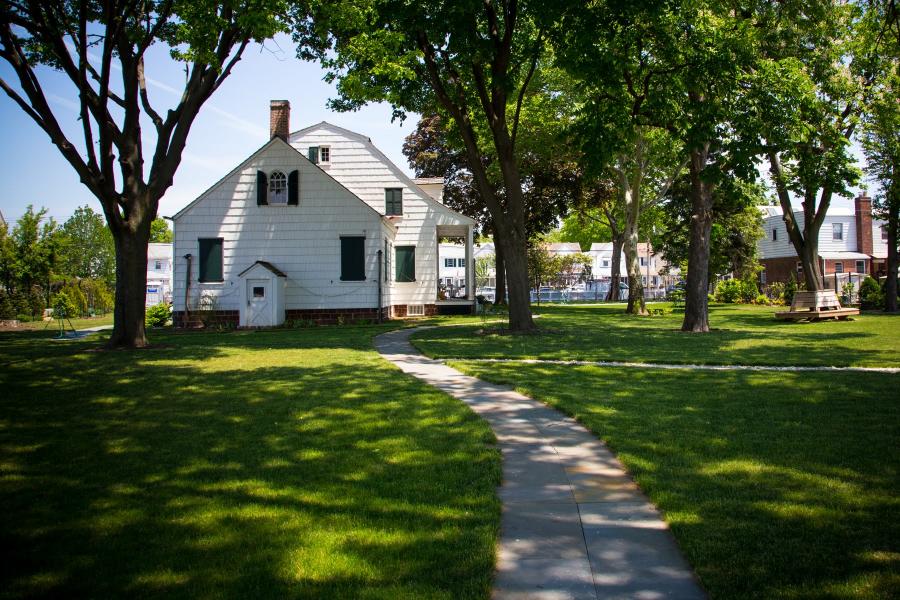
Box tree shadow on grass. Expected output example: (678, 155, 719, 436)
(0, 329, 500, 599)
(412, 305, 896, 367)
(459, 362, 900, 599)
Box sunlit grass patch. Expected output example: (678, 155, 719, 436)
(450, 360, 899, 599)
(0, 325, 500, 599)
(414, 304, 900, 367)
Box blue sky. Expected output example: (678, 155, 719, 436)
(0, 33, 419, 225)
(0, 32, 865, 227)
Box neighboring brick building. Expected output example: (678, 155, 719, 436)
(757, 193, 890, 285)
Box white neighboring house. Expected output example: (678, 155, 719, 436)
(757, 193, 889, 286)
(146, 243, 173, 307)
(587, 242, 670, 289)
(438, 242, 468, 297)
(171, 100, 476, 327)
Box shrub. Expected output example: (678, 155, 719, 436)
(52, 291, 78, 320)
(0, 292, 15, 320)
(858, 276, 884, 310)
(755, 294, 770, 305)
(145, 303, 171, 327)
(784, 275, 798, 305)
(16, 313, 33, 322)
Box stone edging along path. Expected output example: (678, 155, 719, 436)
(374, 327, 706, 600)
(432, 357, 900, 374)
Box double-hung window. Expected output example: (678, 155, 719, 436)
(395, 246, 416, 282)
(444, 258, 456, 268)
(198, 238, 224, 282)
(855, 260, 866, 273)
(834, 262, 844, 274)
(833, 222, 843, 241)
(385, 188, 403, 216)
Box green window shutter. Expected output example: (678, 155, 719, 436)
(198, 238, 223, 282)
(395, 246, 415, 282)
(385, 188, 403, 215)
(288, 170, 299, 205)
(340, 236, 366, 281)
(256, 171, 268, 205)
(308, 146, 319, 164)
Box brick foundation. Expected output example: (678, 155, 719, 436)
(173, 310, 239, 328)
(285, 307, 387, 325)
(391, 304, 439, 318)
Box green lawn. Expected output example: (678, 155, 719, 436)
(2, 312, 114, 332)
(451, 361, 899, 599)
(411, 304, 900, 367)
(0, 326, 500, 599)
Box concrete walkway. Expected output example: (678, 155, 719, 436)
(441, 357, 900, 374)
(374, 328, 706, 600)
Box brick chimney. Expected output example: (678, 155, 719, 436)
(855, 191, 873, 255)
(269, 100, 290, 142)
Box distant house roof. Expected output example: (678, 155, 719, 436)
(819, 251, 871, 260)
(238, 260, 287, 278)
(590, 242, 613, 252)
(760, 205, 856, 218)
(546, 242, 583, 253)
(413, 177, 444, 185)
(148, 243, 172, 260)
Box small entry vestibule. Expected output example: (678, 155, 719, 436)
(238, 261, 287, 327)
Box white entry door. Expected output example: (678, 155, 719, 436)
(246, 279, 271, 326)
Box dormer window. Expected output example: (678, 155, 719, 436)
(269, 170, 287, 204)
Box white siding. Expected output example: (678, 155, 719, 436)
(291, 123, 473, 305)
(873, 218, 889, 258)
(759, 210, 859, 258)
(173, 139, 391, 313)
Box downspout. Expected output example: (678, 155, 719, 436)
(376, 249, 383, 323)
(183, 254, 192, 324)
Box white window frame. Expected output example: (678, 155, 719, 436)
(833, 262, 843, 274)
(268, 170, 287, 205)
(319, 145, 331, 164)
(444, 258, 455, 268)
(832, 222, 843, 241)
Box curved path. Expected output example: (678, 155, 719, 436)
(375, 328, 706, 600)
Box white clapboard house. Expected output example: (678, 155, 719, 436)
(171, 101, 476, 327)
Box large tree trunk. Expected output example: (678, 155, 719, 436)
(767, 151, 827, 291)
(108, 226, 151, 348)
(621, 165, 647, 315)
(607, 232, 624, 301)
(799, 234, 823, 291)
(885, 197, 898, 313)
(493, 224, 507, 305)
(624, 236, 647, 315)
(499, 231, 532, 327)
(682, 145, 714, 333)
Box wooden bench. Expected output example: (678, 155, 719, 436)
(775, 290, 859, 321)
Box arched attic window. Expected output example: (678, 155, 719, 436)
(256, 170, 299, 206)
(269, 170, 287, 204)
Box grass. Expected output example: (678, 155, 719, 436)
(411, 303, 900, 367)
(1, 312, 114, 332)
(0, 325, 500, 599)
(450, 361, 900, 599)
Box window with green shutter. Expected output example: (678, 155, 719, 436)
(395, 245, 415, 282)
(385, 188, 403, 216)
(340, 236, 366, 281)
(308, 146, 319, 164)
(198, 238, 223, 282)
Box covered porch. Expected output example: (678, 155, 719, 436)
(436, 223, 476, 314)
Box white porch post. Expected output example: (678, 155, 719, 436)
(466, 226, 474, 301)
